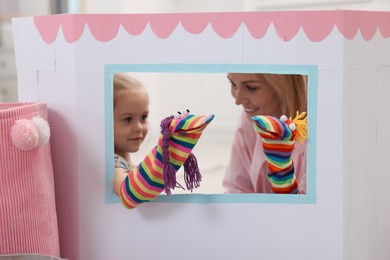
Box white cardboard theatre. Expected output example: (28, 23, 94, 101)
(12, 11, 390, 260)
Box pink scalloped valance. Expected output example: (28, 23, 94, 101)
(33, 10, 390, 44)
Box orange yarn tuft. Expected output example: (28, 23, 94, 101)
(291, 111, 308, 143)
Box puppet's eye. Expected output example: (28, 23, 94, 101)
(182, 109, 190, 116)
(174, 111, 182, 118)
(280, 115, 288, 122)
(289, 123, 296, 131)
(175, 109, 190, 118)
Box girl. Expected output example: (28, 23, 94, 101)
(112, 73, 214, 209)
(113, 73, 149, 197)
(223, 73, 308, 194)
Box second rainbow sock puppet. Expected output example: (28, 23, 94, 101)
(120, 111, 214, 209)
(252, 112, 307, 194)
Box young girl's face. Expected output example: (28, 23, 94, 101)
(114, 88, 149, 158)
(228, 73, 282, 121)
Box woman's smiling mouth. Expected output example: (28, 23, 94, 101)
(244, 107, 258, 113)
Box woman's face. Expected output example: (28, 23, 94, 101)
(114, 88, 149, 157)
(228, 73, 282, 121)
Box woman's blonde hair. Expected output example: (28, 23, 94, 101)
(261, 73, 308, 118)
(113, 73, 145, 108)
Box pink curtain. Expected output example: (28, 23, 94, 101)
(0, 103, 60, 257)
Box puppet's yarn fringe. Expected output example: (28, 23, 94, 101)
(183, 153, 202, 192)
(292, 111, 308, 143)
(160, 114, 203, 194)
(160, 115, 177, 195)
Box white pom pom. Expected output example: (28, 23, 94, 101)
(280, 115, 288, 122)
(32, 116, 50, 147)
(289, 123, 296, 131)
(11, 119, 39, 151)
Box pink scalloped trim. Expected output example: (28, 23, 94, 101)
(33, 11, 390, 44)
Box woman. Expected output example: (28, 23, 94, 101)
(223, 73, 308, 194)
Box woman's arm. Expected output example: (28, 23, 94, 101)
(223, 112, 255, 193)
(293, 141, 307, 194)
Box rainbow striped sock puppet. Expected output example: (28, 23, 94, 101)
(120, 110, 214, 209)
(252, 112, 308, 194)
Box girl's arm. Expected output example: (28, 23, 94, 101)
(118, 112, 214, 209)
(114, 167, 128, 197)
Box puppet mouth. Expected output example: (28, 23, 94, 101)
(175, 114, 215, 134)
(254, 124, 281, 139)
(252, 115, 283, 139)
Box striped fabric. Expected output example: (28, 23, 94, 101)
(252, 115, 299, 194)
(120, 113, 214, 209)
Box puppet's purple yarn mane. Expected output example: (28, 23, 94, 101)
(160, 114, 202, 194)
(184, 153, 202, 192)
(160, 115, 177, 195)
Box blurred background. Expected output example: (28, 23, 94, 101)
(2, 0, 390, 194)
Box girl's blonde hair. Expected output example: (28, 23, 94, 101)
(261, 73, 308, 118)
(113, 73, 146, 108)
